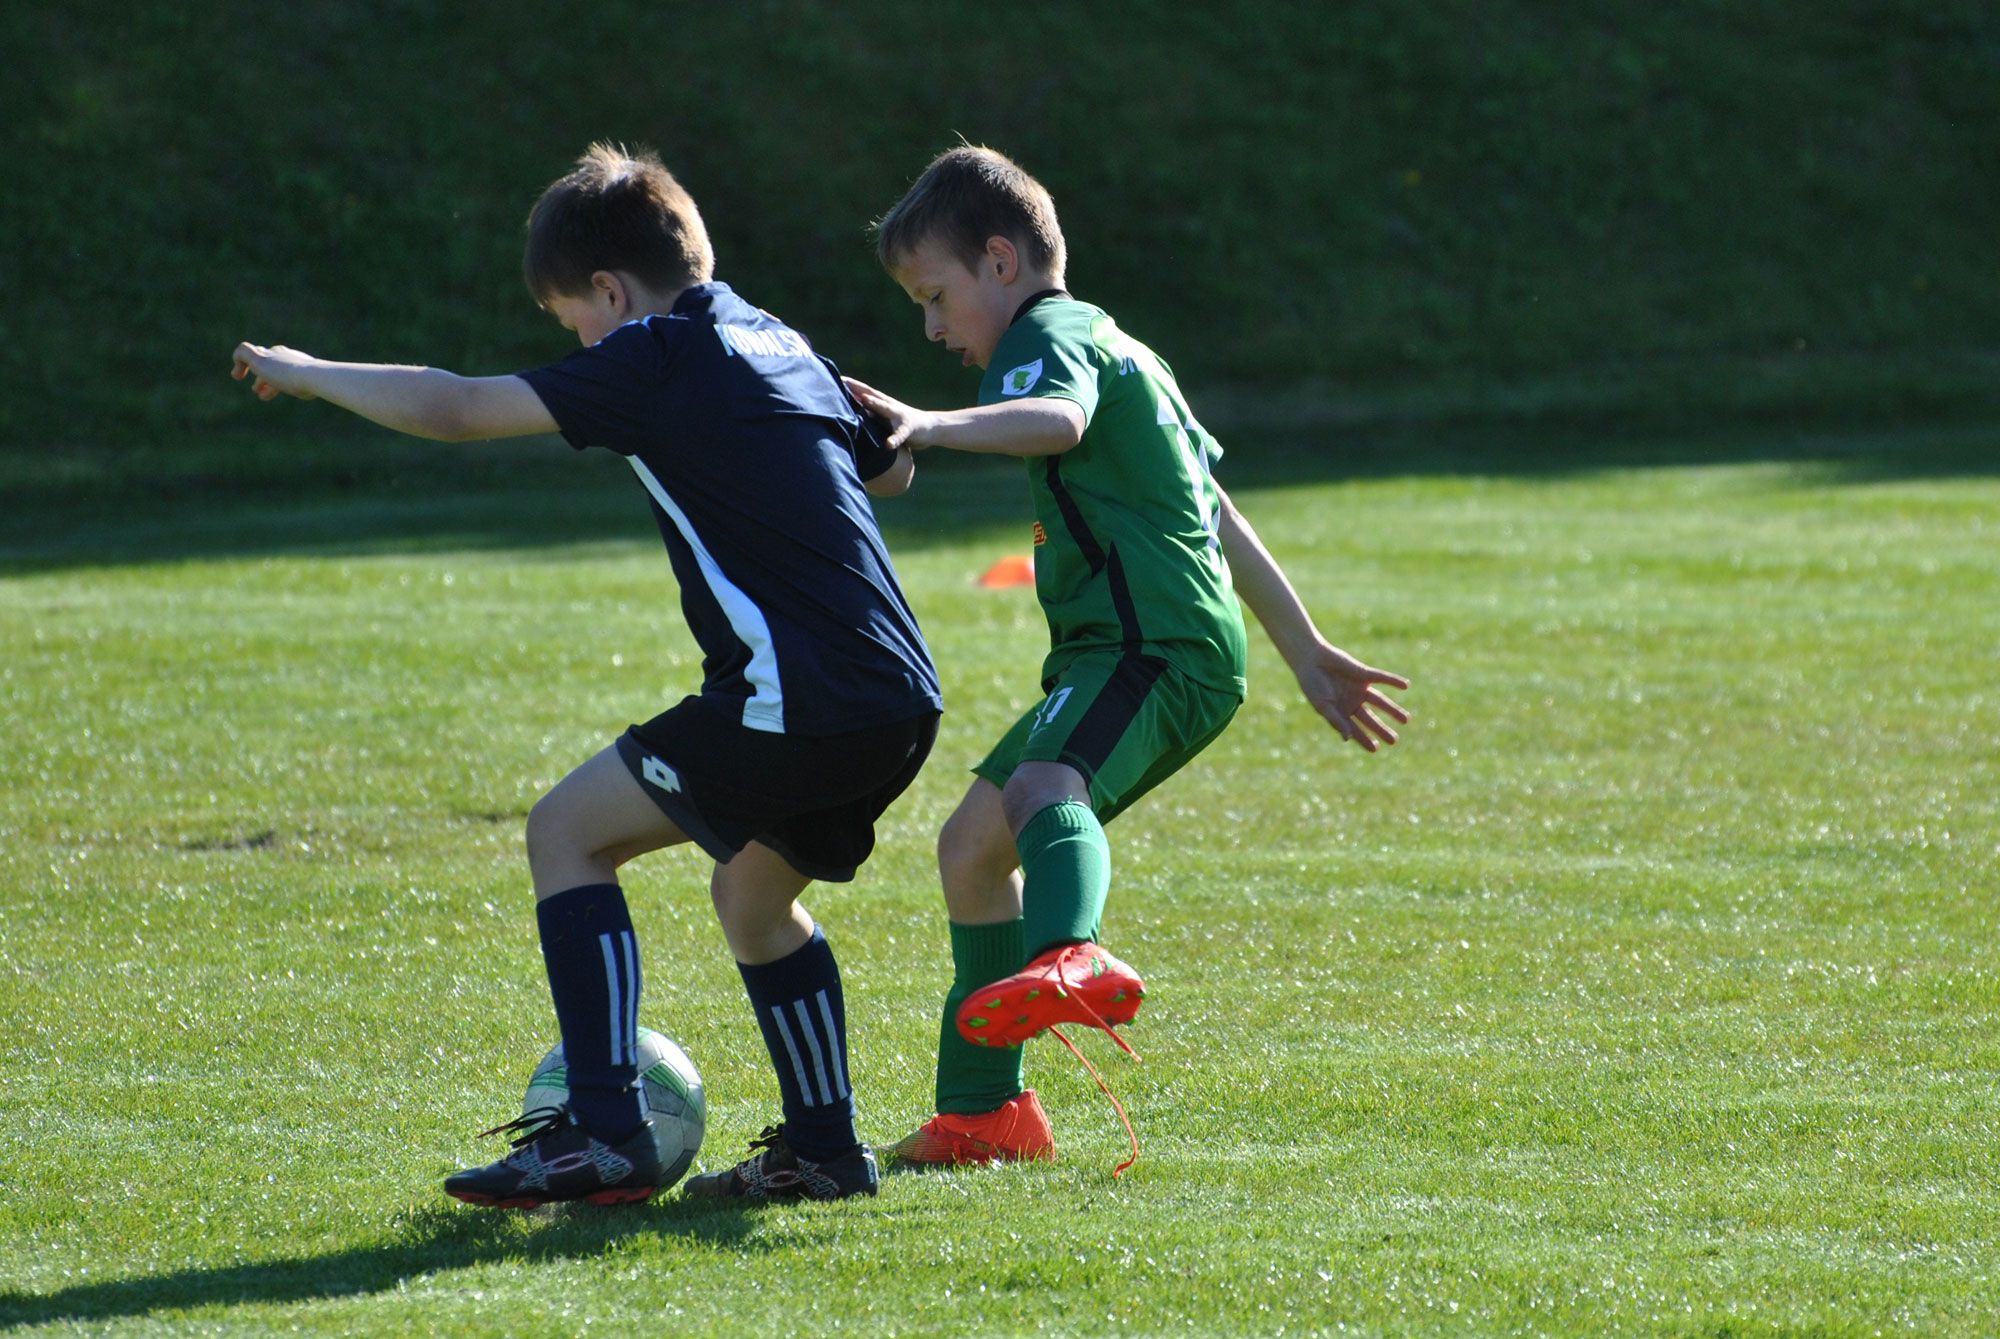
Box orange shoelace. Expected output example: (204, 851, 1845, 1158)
(1047, 1025, 1140, 1177)
(1043, 945, 1143, 1177)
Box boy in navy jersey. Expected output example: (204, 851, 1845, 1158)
(232, 144, 941, 1205)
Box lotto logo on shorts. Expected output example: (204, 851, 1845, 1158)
(641, 756, 683, 794)
(1032, 521, 1048, 547)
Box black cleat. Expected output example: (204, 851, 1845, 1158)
(445, 1104, 663, 1209)
(683, 1124, 879, 1202)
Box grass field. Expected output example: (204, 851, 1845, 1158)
(1, 424, 1995, 1335)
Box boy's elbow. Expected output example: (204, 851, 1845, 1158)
(865, 449, 915, 497)
(427, 373, 485, 441)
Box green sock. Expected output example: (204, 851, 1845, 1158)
(1018, 800, 1112, 957)
(935, 918, 1028, 1115)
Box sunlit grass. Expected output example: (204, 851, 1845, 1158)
(2, 442, 1994, 1334)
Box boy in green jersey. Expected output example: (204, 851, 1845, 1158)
(847, 145, 1410, 1170)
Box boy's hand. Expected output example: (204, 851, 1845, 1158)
(843, 376, 934, 450)
(232, 343, 320, 401)
(1293, 642, 1410, 752)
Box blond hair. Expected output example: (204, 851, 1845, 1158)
(873, 145, 1065, 281)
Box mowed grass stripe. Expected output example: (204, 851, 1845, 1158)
(1, 444, 1994, 1334)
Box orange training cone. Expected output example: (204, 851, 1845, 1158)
(977, 554, 1036, 588)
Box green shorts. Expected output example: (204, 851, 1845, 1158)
(973, 652, 1242, 823)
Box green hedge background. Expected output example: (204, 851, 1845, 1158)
(5, 0, 1995, 452)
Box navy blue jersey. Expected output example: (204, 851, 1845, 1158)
(517, 283, 940, 737)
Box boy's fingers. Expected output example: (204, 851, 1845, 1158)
(1365, 689, 1412, 723)
(1360, 709, 1399, 745)
(1322, 702, 1368, 748)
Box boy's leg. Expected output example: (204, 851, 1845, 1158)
(524, 743, 696, 1143)
(934, 779, 1030, 1114)
(712, 843, 851, 1157)
(685, 841, 878, 1200)
(956, 656, 1238, 1051)
(523, 746, 692, 1138)
(446, 745, 688, 1207)
(880, 778, 1058, 1167)
(526, 745, 692, 898)
(1000, 761, 1108, 957)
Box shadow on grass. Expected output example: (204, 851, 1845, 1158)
(0, 1200, 767, 1329)
(5, 406, 1996, 576)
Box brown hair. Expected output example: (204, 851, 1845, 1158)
(873, 145, 1065, 281)
(523, 143, 714, 303)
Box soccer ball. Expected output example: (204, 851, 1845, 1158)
(522, 1028, 706, 1188)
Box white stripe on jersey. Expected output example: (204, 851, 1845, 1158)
(627, 457, 786, 733)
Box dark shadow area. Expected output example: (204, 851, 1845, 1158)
(4, 406, 1996, 576)
(0, 1200, 768, 1330)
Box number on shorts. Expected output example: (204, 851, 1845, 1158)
(1032, 686, 1075, 732)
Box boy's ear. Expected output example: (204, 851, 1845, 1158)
(591, 269, 626, 308)
(983, 236, 1020, 285)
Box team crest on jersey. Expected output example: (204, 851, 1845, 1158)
(1032, 521, 1048, 547)
(1000, 359, 1044, 396)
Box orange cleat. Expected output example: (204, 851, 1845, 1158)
(956, 943, 1145, 1052)
(879, 1090, 1057, 1167)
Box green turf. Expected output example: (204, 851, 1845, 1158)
(1, 428, 1995, 1335)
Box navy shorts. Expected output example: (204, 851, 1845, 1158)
(614, 696, 939, 882)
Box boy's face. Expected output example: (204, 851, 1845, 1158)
(888, 236, 1021, 371)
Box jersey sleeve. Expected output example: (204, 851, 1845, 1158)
(820, 354, 901, 483)
(515, 321, 670, 454)
(984, 308, 1102, 423)
(1189, 418, 1225, 467)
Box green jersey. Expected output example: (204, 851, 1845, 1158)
(980, 294, 1248, 698)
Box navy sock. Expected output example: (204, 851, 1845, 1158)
(536, 883, 645, 1140)
(737, 927, 857, 1162)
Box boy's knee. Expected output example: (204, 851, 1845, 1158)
(999, 763, 1088, 834)
(938, 805, 1010, 890)
(708, 865, 750, 925)
(709, 867, 772, 940)
(524, 791, 577, 867)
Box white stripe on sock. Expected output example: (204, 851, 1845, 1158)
(814, 989, 848, 1099)
(599, 933, 625, 1067)
(619, 930, 640, 1066)
(792, 999, 835, 1106)
(770, 1005, 817, 1105)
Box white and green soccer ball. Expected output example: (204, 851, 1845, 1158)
(523, 1028, 706, 1188)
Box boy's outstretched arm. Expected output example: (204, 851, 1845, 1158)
(1217, 485, 1410, 752)
(843, 376, 1083, 457)
(231, 343, 557, 442)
